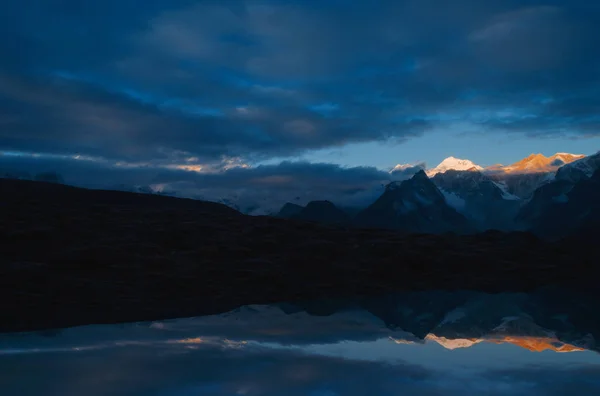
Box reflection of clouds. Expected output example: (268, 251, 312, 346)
(1, 340, 599, 396)
(0, 342, 428, 396)
(0, 336, 247, 356)
(480, 365, 600, 396)
(2, 294, 600, 395)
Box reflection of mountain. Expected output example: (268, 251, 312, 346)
(281, 289, 600, 353)
(25, 289, 593, 354)
(486, 336, 584, 353)
(4, 291, 600, 396)
(423, 335, 482, 349)
(404, 334, 584, 352)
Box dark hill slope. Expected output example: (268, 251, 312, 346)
(0, 178, 599, 333)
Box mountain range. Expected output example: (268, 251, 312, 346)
(277, 151, 600, 238)
(354, 170, 473, 233)
(3, 151, 599, 238)
(3, 175, 600, 332)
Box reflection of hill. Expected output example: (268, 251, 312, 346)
(283, 290, 600, 353)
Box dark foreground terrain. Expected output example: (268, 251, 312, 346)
(1, 178, 599, 333)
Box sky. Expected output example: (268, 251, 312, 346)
(1, 0, 600, 211)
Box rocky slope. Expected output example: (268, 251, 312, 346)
(431, 169, 521, 231)
(355, 170, 472, 233)
(517, 153, 600, 238)
(521, 168, 600, 239)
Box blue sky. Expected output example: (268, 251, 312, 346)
(1, 0, 599, 208)
(265, 132, 600, 169)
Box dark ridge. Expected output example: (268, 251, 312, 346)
(354, 172, 472, 233)
(292, 200, 350, 225)
(0, 178, 599, 333)
(277, 202, 304, 219)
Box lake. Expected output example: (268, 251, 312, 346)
(1, 290, 599, 395)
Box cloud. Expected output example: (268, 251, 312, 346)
(1, 0, 599, 190)
(390, 162, 427, 180)
(0, 153, 390, 212)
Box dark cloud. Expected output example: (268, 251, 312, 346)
(1, 0, 599, 167)
(0, 154, 390, 212)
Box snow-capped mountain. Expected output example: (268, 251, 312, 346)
(355, 170, 473, 233)
(555, 151, 600, 183)
(495, 153, 585, 175)
(482, 153, 587, 199)
(518, 162, 600, 239)
(426, 157, 483, 177)
(431, 169, 521, 230)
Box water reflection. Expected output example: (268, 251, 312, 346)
(1, 290, 599, 395)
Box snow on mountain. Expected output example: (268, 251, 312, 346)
(556, 151, 600, 182)
(489, 153, 585, 175)
(492, 181, 521, 201)
(355, 170, 472, 233)
(439, 188, 467, 212)
(482, 153, 585, 200)
(426, 157, 483, 177)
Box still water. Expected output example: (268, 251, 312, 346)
(1, 290, 599, 395)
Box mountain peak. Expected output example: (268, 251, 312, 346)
(426, 157, 483, 177)
(412, 169, 429, 180)
(527, 153, 546, 159)
(499, 152, 586, 174)
(305, 200, 336, 209)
